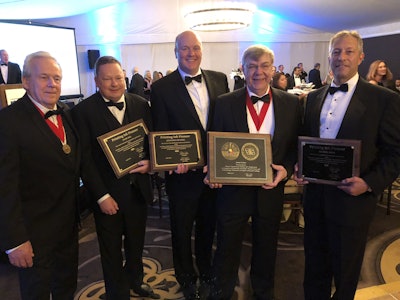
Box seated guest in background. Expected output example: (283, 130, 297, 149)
(288, 66, 302, 89)
(0, 51, 80, 299)
(0, 49, 22, 84)
(233, 66, 245, 90)
(273, 72, 307, 115)
(272, 72, 288, 91)
(395, 78, 400, 92)
(206, 44, 302, 300)
(297, 62, 308, 82)
(277, 64, 290, 78)
(295, 30, 400, 300)
(308, 63, 323, 88)
(128, 66, 146, 98)
(72, 56, 159, 300)
(366, 59, 397, 92)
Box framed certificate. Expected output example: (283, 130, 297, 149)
(97, 119, 149, 178)
(298, 136, 361, 185)
(149, 130, 204, 171)
(208, 131, 273, 185)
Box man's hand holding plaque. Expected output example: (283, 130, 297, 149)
(97, 119, 149, 178)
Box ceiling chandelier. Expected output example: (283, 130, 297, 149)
(184, 2, 256, 32)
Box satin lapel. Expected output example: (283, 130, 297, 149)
(231, 88, 249, 132)
(21, 97, 69, 160)
(270, 89, 283, 143)
(95, 92, 122, 130)
(310, 87, 329, 137)
(337, 81, 366, 138)
(172, 71, 203, 129)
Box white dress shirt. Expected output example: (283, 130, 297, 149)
(178, 68, 209, 130)
(246, 88, 275, 137)
(320, 73, 359, 139)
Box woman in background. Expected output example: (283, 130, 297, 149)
(366, 60, 396, 92)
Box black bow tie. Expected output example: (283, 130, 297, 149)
(251, 94, 270, 104)
(185, 74, 202, 85)
(106, 101, 124, 110)
(0, 63, 7, 66)
(328, 83, 348, 95)
(44, 107, 64, 119)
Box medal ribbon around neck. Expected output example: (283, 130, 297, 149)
(246, 89, 272, 131)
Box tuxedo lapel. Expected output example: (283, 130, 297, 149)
(172, 71, 204, 130)
(309, 87, 329, 137)
(94, 92, 122, 130)
(337, 81, 366, 138)
(231, 88, 249, 132)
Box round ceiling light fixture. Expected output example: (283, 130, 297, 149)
(184, 2, 257, 31)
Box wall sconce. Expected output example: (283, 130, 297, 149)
(184, 2, 256, 31)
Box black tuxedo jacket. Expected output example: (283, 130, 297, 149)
(0, 61, 22, 84)
(210, 87, 302, 213)
(0, 94, 80, 251)
(303, 78, 400, 225)
(72, 92, 153, 210)
(150, 68, 229, 196)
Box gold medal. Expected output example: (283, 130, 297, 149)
(62, 144, 71, 154)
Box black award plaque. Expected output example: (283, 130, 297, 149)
(298, 136, 361, 185)
(149, 130, 204, 171)
(97, 119, 149, 178)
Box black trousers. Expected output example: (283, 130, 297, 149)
(210, 187, 283, 300)
(303, 197, 371, 300)
(94, 187, 148, 300)
(19, 229, 78, 300)
(168, 186, 217, 288)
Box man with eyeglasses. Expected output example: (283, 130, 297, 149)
(205, 44, 302, 300)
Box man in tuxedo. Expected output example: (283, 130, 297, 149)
(288, 66, 302, 89)
(295, 30, 400, 299)
(72, 56, 159, 300)
(150, 30, 229, 299)
(205, 44, 302, 300)
(308, 62, 323, 88)
(0, 49, 22, 84)
(0, 51, 80, 299)
(297, 62, 308, 82)
(128, 66, 145, 98)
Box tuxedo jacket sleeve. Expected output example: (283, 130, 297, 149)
(72, 92, 153, 205)
(0, 95, 80, 251)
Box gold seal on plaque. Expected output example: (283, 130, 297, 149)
(241, 143, 259, 161)
(63, 144, 71, 154)
(221, 142, 240, 160)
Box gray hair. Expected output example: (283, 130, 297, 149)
(242, 44, 275, 68)
(329, 30, 364, 55)
(23, 51, 61, 78)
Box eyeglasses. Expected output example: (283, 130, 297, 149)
(246, 64, 271, 72)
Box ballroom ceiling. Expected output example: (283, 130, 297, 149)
(1, 0, 399, 35)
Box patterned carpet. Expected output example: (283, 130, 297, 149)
(1, 180, 400, 300)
